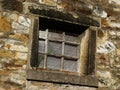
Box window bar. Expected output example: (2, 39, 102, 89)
(65, 41, 80, 45)
(44, 29, 48, 69)
(77, 44, 80, 59)
(61, 32, 65, 71)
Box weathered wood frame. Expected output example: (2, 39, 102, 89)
(87, 29, 97, 75)
(27, 17, 98, 87)
(38, 29, 80, 72)
(27, 69, 98, 87)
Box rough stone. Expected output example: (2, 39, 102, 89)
(116, 49, 120, 56)
(97, 70, 112, 78)
(108, 30, 116, 36)
(12, 21, 29, 30)
(109, 22, 120, 28)
(2, 0, 23, 12)
(39, 0, 57, 7)
(14, 60, 26, 66)
(96, 53, 109, 68)
(26, 81, 97, 90)
(97, 41, 116, 53)
(116, 31, 120, 36)
(0, 16, 11, 33)
(0, 87, 5, 90)
(0, 63, 3, 70)
(0, 50, 15, 59)
(15, 52, 28, 60)
(5, 44, 28, 52)
(0, 33, 4, 37)
(0, 40, 4, 48)
(0, 81, 23, 90)
(93, 8, 107, 18)
(109, 0, 120, 5)
(99, 77, 117, 88)
(10, 73, 26, 85)
(0, 58, 14, 69)
(9, 13, 19, 22)
(18, 16, 30, 27)
(9, 34, 29, 45)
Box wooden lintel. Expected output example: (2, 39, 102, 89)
(28, 5, 100, 27)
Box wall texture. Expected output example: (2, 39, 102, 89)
(94, 0, 120, 90)
(0, 12, 32, 90)
(0, 0, 119, 90)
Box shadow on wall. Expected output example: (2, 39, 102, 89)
(2, 0, 23, 12)
(39, 17, 89, 35)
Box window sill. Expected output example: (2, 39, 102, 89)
(27, 69, 98, 87)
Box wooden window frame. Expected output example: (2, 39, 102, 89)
(38, 29, 80, 72)
(27, 17, 98, 87)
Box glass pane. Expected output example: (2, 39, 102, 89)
(65, 34, 79, 43)
(48, 41, 62, 56)
(39, 40, 45, 53)
(38, 54, 44, 68)
(64, 44, 78, 58)
(63, 59, 77, 72)
(39, 30, 46, 39)
(47, 56, 61, 70)
(48, 31, 62, 40)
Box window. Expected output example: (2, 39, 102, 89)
(38, 29, 80, 72)
(27, 17, 98, 87)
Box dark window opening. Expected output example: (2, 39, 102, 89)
(37, 17, 88, 73)
(39, 17, 89, 35)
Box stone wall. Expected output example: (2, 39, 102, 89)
(0, 4, 32, 89)
(0, 0, 119, 90)
(94, 0, 120, 90)
(26, 81, 97, 90)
